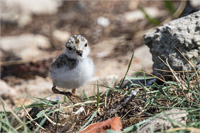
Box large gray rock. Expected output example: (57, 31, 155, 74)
(144, 11, 200, 77)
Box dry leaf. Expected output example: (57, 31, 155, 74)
(81, 117, 122, 133)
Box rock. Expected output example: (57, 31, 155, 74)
(140, 109, 188, 133)
(15, 76, 52, 95)
(133, 45, 153, 72)
(97, 16, 110, 27)
(144, 11, 200, 77)
(0, 80, 17, 99)
(190, 0, 200, 8)
(1, 0, 61, 26)
(0, 34, 51, 61)
(94, 39, 116, 58)
(53, 30, 71, 44)
(128, 0, 139, 10)
(124, 7, 166, 23)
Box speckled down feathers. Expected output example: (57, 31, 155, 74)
(49, 35, 94, 90)
(50, 54, 78, 70)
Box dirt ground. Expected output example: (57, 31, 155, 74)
(0, 0, 172, 122)
(0, 1, 170, 107)
(1, 1, 200, 132)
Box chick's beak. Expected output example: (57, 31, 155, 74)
(76, 50, 83, 57)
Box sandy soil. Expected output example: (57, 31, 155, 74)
(1, 1, 168, 110)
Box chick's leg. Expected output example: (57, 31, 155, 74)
(71, 88, 81, 100)
(51, 86, 81, 103)
(72, 88, 76, 95)
(52, 85, 75, 103)
(52, 85, 60, 94)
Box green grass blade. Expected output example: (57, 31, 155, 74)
(164, 0, 175, 15)
(139, 6, 160, 26)
(80, 110, 98, 131)
(119, 52, 134, 89)
(97, 81, 100, 109)
(82, 89, 89, 100)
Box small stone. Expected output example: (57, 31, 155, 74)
(15, 76, 52, 95)
(133, 45, 153, 72)
(140, 109, 188, 133)
(190, 0, 200, 8)
(0, 34, 51, 61)
(53, 30, 71, 43)
(128, 0, 139, 10)
(1, 0, 61, 26)
(0, 80, 17, 99)
(97, 16, 110, 27)
(124, 7, 166, 23)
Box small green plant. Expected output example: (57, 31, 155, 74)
(164, 0, 175, 15)
(139, 6, 161, 26)
(1, 52, 199, 132)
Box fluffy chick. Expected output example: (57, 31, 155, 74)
(49, 35, 94, 101)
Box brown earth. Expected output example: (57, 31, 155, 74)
(1, 1, 174, 132)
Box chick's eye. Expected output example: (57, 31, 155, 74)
(67, 47, 72, 50)
(85, 43, 88, 47)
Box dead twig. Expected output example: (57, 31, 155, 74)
(111, 89, 139, 114)
(21, 104, 46, 130)
(54, 100, 96, 112)
(175, 46, 199, 80)
(166, 127, 200, 133)
(43, 113, 64, 126)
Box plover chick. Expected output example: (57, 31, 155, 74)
(49, 35, 94, 102)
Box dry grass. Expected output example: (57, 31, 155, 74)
(1, 52, 200, 132)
